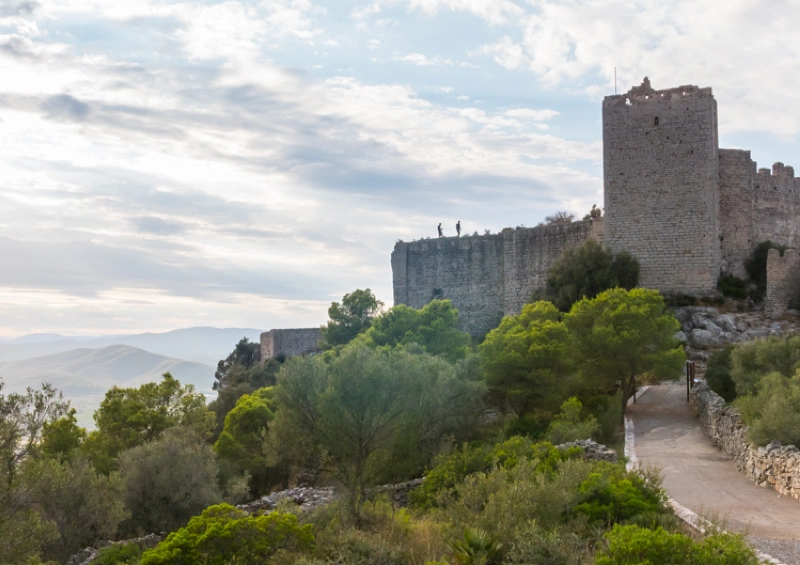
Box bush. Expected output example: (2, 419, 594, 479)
(409, 438, 581, 509)
(504, 523, 588, 565)
(716, 273, 748, 300)
(574, 463, 666, 526)
(595, 524, 759, 565)
(140, 505, 313, 565)
(730, 335, 800, 396)
(705, 345, 737, 402)
(735, 371, 800, 446)
(546, 397, 600, 445)
(93, 543, 142, 565)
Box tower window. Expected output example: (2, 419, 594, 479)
(654, 117, 659, 126)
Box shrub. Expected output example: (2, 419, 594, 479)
(730, 335, 800, 396)
(447, 528, 502, 565)
(546, 397, 600, 445)
(93, 543, 142, 565)
(595, 524, 759, 565)
(705, 345, 737, 402)
(735, 371, 800, 446)
(716, 273, 748, 300)
(504, 523, 588, 565)
(574, 463, 666, 526)
(140, 505, 313, 565)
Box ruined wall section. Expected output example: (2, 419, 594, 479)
(392, 219, 601, 336)
(753, 163, 800, 249)
(603, 81, 721, 294)
(502, 219, 601, 315)
(765, 248, 800, 318)
(261, 328, 322, 360)
(718, 149, 755, 278)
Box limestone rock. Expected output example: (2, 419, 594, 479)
(691, 329, 721, 349)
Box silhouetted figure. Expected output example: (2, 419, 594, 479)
(456, 221, 461, 236)
(437, 223, 443, 238)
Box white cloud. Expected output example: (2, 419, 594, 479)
(394, 52, 477, 67)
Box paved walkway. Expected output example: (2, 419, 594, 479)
(627, 383, 800, 540)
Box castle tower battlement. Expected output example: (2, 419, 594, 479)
(603, 77, 721, 294)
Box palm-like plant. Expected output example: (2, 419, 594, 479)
(448, 528, 503, 565)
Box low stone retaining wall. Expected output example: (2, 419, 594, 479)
(690, 381, 800, 500)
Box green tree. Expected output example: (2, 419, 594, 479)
(368, 300, 471, 362)
(735, 371, 800, 446)
(210, 358, 282, 436)
(479, 301, 573, 417)
(215, 387, 285, 496)
(269, 345, 484, 515)
(564, 288, 684, 415)
(39, 408, 86, 462)
(0, 382, 67, 564)
(118, 427, 222, 535)
(140, 504, 313, 565)
(538, 239, 639, 312)
(730, 335, 800, 397)
(83, 373, 214, 474)
(322, 288, 384, 348)
(705, 345, 737, 402)
(214, 337, 261, 391)
(23, 457, 126, 562)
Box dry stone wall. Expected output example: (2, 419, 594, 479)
(690, 381, 800, 500)
(766, 249, 800, 318)
(391, 219, 601, 336)
(260, 328, 322, 360)
(603, 79, 721, 294)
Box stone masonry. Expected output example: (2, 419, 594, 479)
(392, 77, 800, 335)
(690, 381, 800, 501)
(766, 248, 800, 318)
(260, 328, 322, 361)
(392, 218, 604, 336)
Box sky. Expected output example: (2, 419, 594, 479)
(2, 0, 800, 337)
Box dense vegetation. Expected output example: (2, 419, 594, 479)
(11, 283, 773, 565)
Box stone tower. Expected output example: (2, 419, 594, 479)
(603, 78, 721, 294)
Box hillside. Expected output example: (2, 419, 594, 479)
(0, 327, 263, 366)
(0, 345, 216, 427)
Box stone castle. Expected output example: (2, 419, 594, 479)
(391, 78, 800, 336)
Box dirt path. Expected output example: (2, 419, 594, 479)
(627, 383, 800, 540)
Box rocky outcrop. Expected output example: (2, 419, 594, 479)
(236, 486, 336, 514)
(66, 534, 162, 565)
(690, 381, 800, 500)
(557, 439, 618, 462)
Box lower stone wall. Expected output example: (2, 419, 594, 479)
(261, 328, 322, 361)
(766, 248, 800, 319)
(690, 381, 800, 500)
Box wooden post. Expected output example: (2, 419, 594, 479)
(686, 361, 690, 401)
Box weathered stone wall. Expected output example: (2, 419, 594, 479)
(260, 328, 322, 360)
(603, 79, 720, 294)
(766, 248, 800, 318)
(690, 381, 800, 500)
(753, 162, 800, 249)
(392, 219, 601, 336)
(718, 149, 755, 278)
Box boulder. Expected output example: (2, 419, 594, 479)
(691, 329, 722, 349)
(716, 314, 737, 333)
(674, 331, 688, 343)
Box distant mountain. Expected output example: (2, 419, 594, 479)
(0, 327, 263, 366)
(0, 344, 217, 428)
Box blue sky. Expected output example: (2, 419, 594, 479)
(1, 0, 800, 336)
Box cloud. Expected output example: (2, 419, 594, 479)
(41, 93, 90, 121)
(0, 0, 38, 18)
(394, 52, 477, 67)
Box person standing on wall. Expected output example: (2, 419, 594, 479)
(438, 223, 443, 238)
(456, 221, 461, 237)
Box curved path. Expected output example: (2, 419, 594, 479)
(627, 383, 800, 541)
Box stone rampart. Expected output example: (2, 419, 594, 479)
(392, 219, 602, 336)
(690, 381, 800, 500)
(766, 248, 800, 318)
(753, 162, 800, 249)
(718, 149, 755, 278)
(260, 328, 322, 360)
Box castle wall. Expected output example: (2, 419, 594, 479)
(392, 233, 506, 336)
(261, 328, 322, 360)
(718, 149, 755, 278)
(603, 82, 721, 294)
(766, 248, 800, 318)
(392, 219, 601, 336)
(753, 163, 800, 249)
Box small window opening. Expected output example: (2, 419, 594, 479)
(654, 117, 659, 126)
(625, 98, 631, 106)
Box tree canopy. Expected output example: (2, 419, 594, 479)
(538, 239, 639, 312)
(564, 288, 684, 414)
(322, 288, 384, 348)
